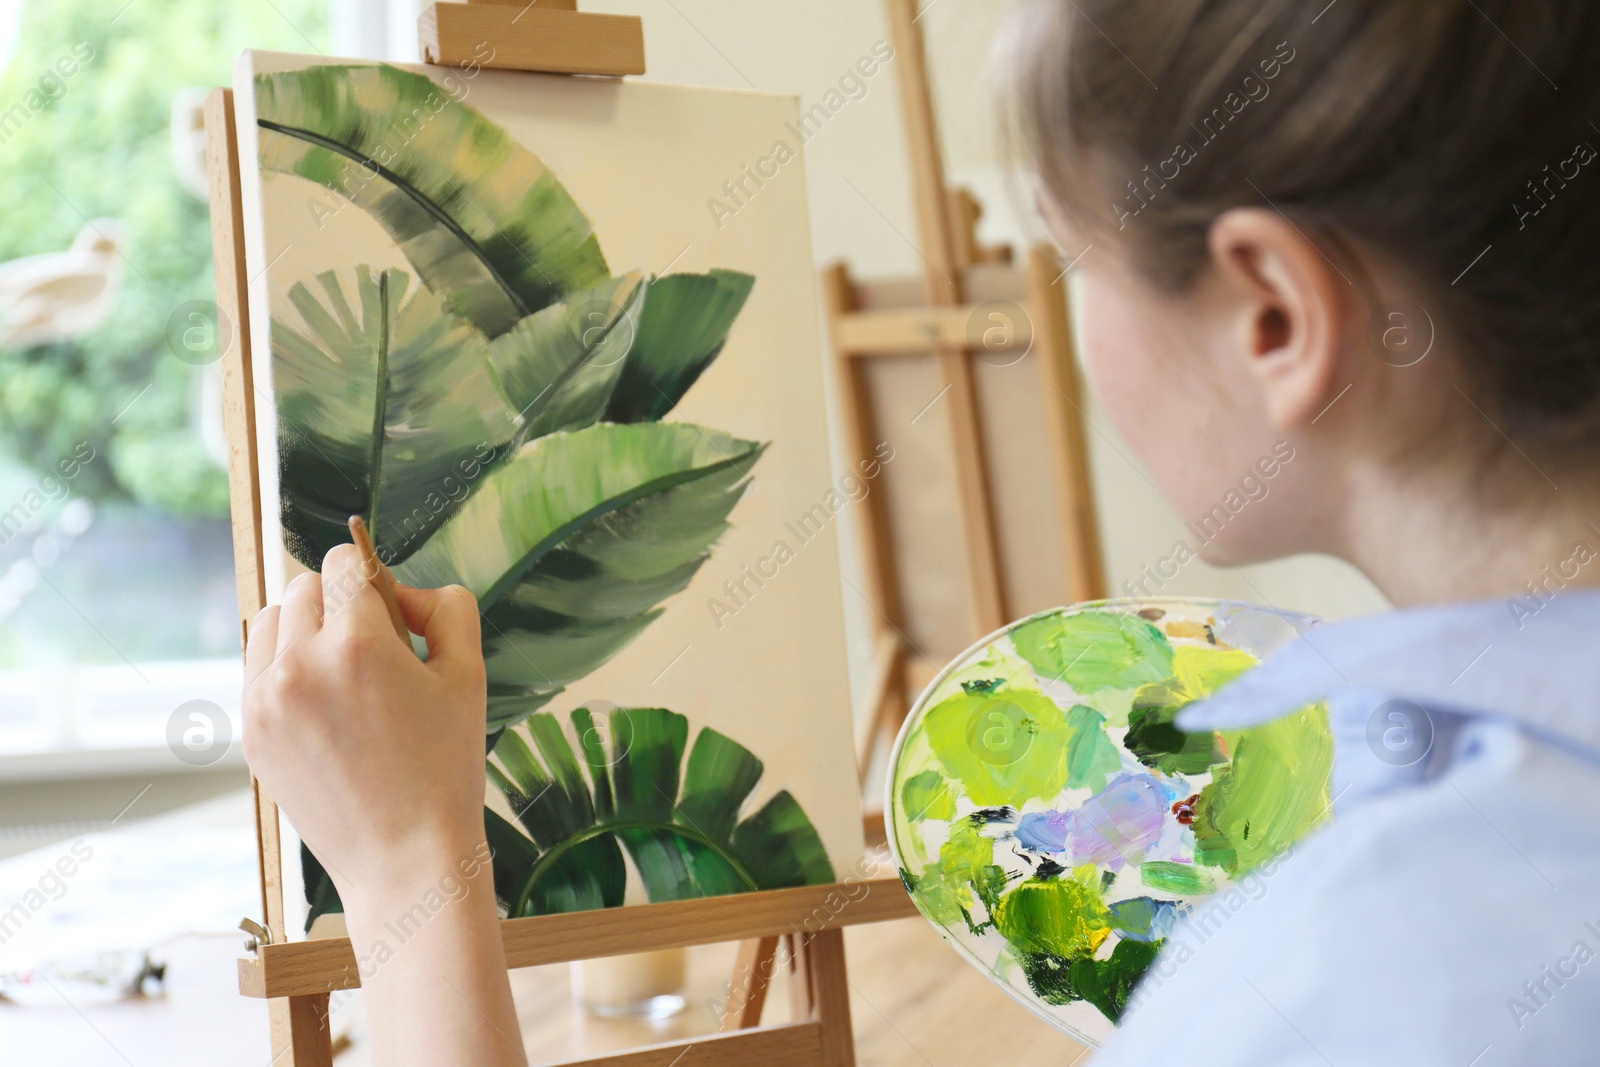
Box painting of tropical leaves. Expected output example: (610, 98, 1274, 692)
(255, 63, 608, 337)
(270, 265, 648, 567)
(305, 705, 835, 927)
(605, 270, 756, 424)
(248, 62, 818, 928)
(394, 423, 763, 731)
(497, 707, 833, 918)
(257, 63, 759, 737)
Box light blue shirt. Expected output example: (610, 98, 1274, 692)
(1096, 590, 1600, 1066)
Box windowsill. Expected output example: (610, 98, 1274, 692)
(0, 743, 246, 782)
(0, 659, 243, 783)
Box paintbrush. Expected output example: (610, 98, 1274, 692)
(347, 515, 409, 642)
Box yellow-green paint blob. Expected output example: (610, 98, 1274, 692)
(923, 686, 1070, 807)
(994, 876, 1112, 959)
(912, 817, 1006, 930)
(900, 770, 955, 822)
(1171, 644, 1257, 698)
(1195, 706, 1334, 875)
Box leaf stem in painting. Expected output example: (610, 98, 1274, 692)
(366, 269, 390, 530)
(258, 118, 531, 318)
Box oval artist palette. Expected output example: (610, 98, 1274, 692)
(885, 598, 1334, 1048)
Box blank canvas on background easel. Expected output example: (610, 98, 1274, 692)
(834, 0, 1108, 793)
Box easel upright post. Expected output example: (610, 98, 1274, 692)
(205, 85, 330, 1064)
(884, 0, 1008, 637)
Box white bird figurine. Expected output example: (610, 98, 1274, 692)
(0, 219, 125, 350)
(169, 89, 211, 200)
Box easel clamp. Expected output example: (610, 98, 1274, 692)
(419, 0, 645, 77)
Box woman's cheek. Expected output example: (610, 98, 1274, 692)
(1068, 268, 1229, 528)
(1071, 269, 1169, 445)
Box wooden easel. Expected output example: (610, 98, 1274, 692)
(206, 4, 916, 1064)
(841, 0, 1107, 812)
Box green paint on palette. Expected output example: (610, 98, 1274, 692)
(1141, 860, 1216, 895)
(1125, 682, 1229, 775)
(1106, 896, 1163, 940)
(993, 876, 1111, 959)
(1063, 704, 1122, 791)
(910, 818, 1007, 935)
(1016, 938, 1163, 1020)
(1124, 643, 1258, 774)
(887, 600, 1336, 1044)
(900, 770, 954, 822)
(1194, 707, 1333, 874)
(923, 685, 1069, 806)
(1171, 644, 1257, 696)
(1011, 611, 1174, 693)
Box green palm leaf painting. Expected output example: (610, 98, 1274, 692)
(485, 707, 835, 916)
(255, 63, 607, 337)
(249, 63, 819, 928)
(394, 423, 764, 731)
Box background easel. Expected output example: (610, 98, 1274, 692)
(841, 0, 1107, 824)
(207, 4, 916, 1064)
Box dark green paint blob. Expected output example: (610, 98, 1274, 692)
(1123, 643, 1261, 776)
(1125, 681, 1229, 775)
(1015, 938, 1163, 1021)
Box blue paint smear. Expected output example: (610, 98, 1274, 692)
(1108, 896, 1184, 942)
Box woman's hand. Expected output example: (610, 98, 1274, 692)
(242, 542, 524, 1065)
(243, 542, 486, 903)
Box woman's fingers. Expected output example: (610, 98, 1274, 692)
(318, 543, 394, 639)
(277, 570, 325, 656)
(394, 584, 482, 673)
(245, 604, 280, 685)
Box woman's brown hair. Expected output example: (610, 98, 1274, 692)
(1003, 0, 1600, 443)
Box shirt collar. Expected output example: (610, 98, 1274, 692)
(1175, 588, 1600, 758)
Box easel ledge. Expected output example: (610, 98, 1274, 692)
(240, 878, 916, 999)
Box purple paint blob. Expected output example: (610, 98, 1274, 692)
(1015, 773, 1176, 868)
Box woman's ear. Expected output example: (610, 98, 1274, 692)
(1207, 208, 1350, 430)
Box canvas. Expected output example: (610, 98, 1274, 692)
(232, 51, 864, 935)
(886, 598, 1334, 1047)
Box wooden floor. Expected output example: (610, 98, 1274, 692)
(345, 913, 1092, 1067)
(5, 912, 1088, 1066)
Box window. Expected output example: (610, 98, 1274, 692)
(0, 0, 335, 774)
